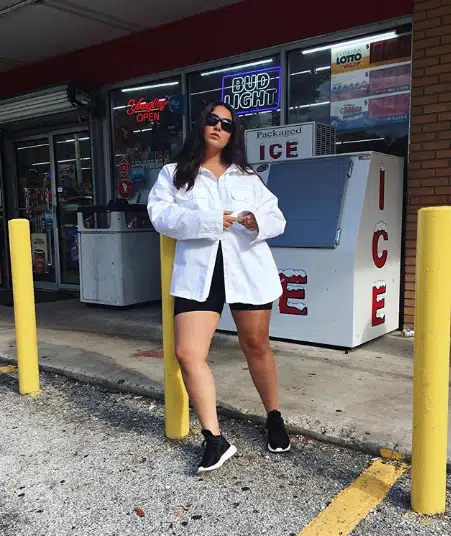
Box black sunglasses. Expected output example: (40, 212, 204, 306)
(206, 113, 235, 133)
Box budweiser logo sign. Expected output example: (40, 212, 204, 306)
(126, 97, 168, 123)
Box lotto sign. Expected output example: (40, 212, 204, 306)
(330, 33, 411, 131)
(331, 43, 370, 76)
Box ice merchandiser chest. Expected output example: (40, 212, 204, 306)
(77, 205, 161, 306)
(218, 152, 404, 348)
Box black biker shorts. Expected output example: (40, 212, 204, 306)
(174, 243, 273, 316)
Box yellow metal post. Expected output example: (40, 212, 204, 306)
(412, 206, 451, 515)
(8, 219, 40, 396)
(160, 235, 189, 439)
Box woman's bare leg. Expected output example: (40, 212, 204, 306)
(231, 309, 279, 413)
(175, 311, 221, 434)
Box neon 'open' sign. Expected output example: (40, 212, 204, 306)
(221, 67, 281, 115)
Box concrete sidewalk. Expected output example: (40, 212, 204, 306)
(0, 298, 449, 463)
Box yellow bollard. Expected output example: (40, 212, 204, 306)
(8, 219, 40, 396)
(412, 206, 451, 515)
(160, 235, 189, 439)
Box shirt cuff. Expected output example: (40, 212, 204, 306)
(206, 208, 224, 237)
(250, 208, 264, 244)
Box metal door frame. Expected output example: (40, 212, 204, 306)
(0, 149, 9, 287)
(8, 124, 91, 291)
(10, 132, 57, 290)
(50, 125, 91, 291)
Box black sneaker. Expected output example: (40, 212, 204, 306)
(197, 430, 237, 474)
(266, 410, 291, 453)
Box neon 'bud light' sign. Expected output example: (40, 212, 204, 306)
(221, 66, 281, 115)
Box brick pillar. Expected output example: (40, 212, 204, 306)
(406, 0, 451, 328)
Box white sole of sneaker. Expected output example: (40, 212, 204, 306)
(268, 443, 291, 453)
(197, 445, 237, 474)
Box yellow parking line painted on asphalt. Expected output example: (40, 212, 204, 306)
(298, 459, 408, 536)
(380, 448, 406, 462)
(0, 365, 17, 374)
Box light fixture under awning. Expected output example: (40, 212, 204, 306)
(0, 84, 92, 126)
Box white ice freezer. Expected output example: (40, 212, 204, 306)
(218, 151, 404, 348)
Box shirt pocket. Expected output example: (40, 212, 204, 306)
(231, 186, 257, 212)
(175, 188, 210, 210)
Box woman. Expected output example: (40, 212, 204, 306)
(147, 102, 290, 474)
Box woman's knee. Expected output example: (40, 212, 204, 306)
(175, 345, 204, 371)
(239, 333, 270, 358)
(175, 345, 191, 369)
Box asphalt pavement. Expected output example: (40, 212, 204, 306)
(0, 298, 432, 465)
(1, 370, 450, 536)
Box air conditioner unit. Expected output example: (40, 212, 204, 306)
(245, 121, 336, 165)
(314, 122, 336, 156)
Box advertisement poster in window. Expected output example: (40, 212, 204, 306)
(31, 233, 48, 275)
(132, 163, 145, 184)
(58, 163, 76, 198)
(65, 228, 79, 269)
(330, 34, 411, 130)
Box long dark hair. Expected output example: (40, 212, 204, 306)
(172, 101, 251, 190)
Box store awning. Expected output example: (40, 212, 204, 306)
(0, 84, 90, 126)
(0, 0, 241, 73)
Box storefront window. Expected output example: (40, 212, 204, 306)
(288, 50, 331, 125)
(111, 77, 184, 204)
(287, 28, 412, 156)
(189, 56, 281, 130)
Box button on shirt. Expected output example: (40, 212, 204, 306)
(147, 163, 285, 304)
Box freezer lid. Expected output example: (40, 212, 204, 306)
(267, 156, 352, 249)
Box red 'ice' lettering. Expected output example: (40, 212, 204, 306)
(286, 141, 298, 159)
(269, 143, 282, 160)
(372, 229, 388, 269)
(278, 270, 308, 316)
(379, 165, 385, 210)
(371, 283, 386, 326)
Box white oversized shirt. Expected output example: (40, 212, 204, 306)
(147, 163, 285, 304)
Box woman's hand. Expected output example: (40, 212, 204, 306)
(238, 213, 259, 232)
(223, 210, 237, 230)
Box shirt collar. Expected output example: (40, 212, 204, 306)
(227, 164, 240, 174)
(199, 163, 239, 179)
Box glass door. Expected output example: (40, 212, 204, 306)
(0, 151, 7, 287)
(14, 130, 93, 289)
(15, 139, 56, 287)
(54, 132, 93, 286)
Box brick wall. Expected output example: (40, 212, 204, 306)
(406, 0, 451, 327)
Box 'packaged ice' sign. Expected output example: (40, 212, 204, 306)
(222, 67, 281, 115)
(245, 123, 316, 164)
